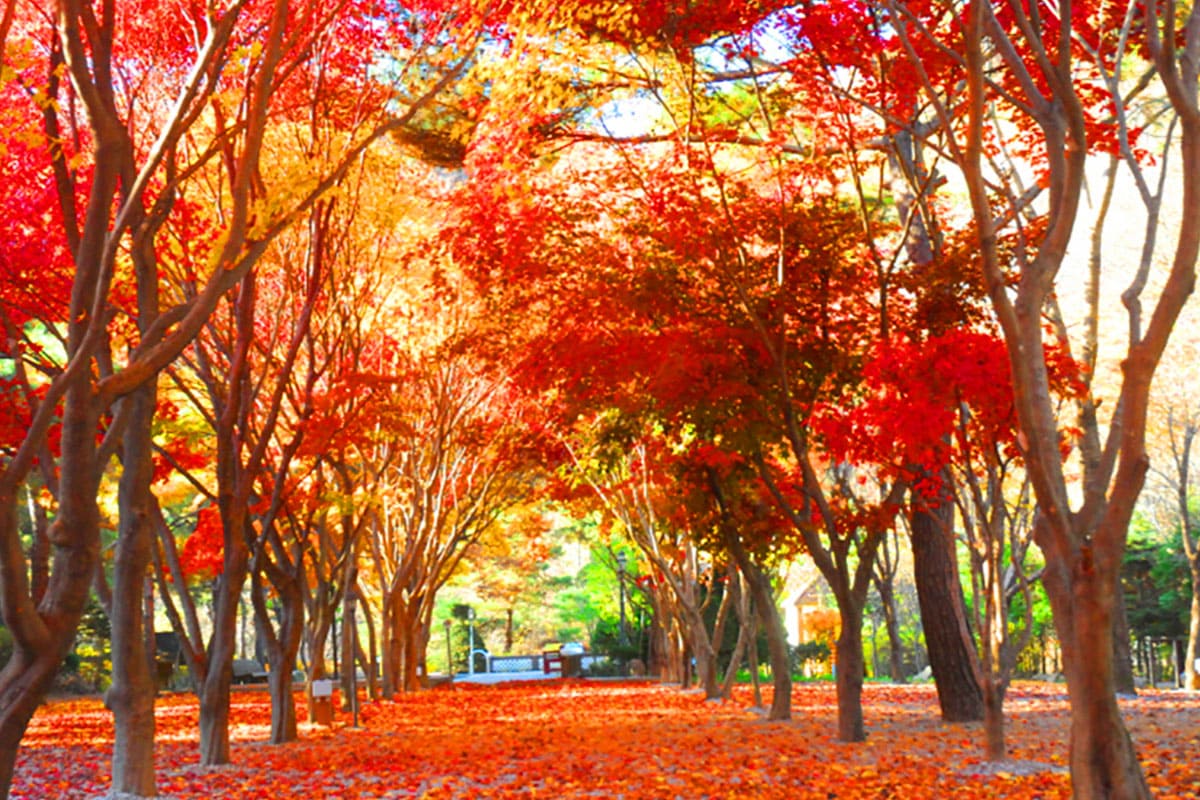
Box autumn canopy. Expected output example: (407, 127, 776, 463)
(0, 1, 1198, 800)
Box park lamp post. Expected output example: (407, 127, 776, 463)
(468, 606, 477, 675)
(617, 551, 629, 646)
(444, 619, 452, 677)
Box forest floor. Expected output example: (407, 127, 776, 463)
(13, 679, 1200, 799)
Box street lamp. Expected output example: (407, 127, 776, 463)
(467, 606, 477, 675)
(616, 551, 629, 646)
(443, 619, 452, 677)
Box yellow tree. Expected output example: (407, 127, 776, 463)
(367, 344, 539, 694)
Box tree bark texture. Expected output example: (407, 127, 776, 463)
(835, 603, 866, 742)
(910, 497, 984, 722)
(1112, 590, 1137, 695)
(26, 492, 48, 608)
(647, 591, 686, 683)
(631, 538, 721, 697)
(198, 546, 248, 765)
(253, 568, 304, 745)
(361, 599, 380, 699)
(267, 665, 297, 744)
(720, 569, 753, 699)
(1188, 563, 1200, 691)
(685, 604, 721, 700)
(727, 543, 791, 721)
(106, 382, 160, 796)
(0, 648, 77, 799)
(1039, 540, 1151, 799)
(198, 666, 234, 767)
(0, 370, 104, 798)
(982, 678, 1007, 762)
(748, 618, 764, 710)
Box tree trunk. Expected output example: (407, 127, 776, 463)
(106, 382, 160, 796)
(346, 629, 368, 710)
(361, 597, 379, 699)
(386, 590, 424, 694)
(835, 601, 866, 742)
(258, 575, 303, 745)
(308, 611, 332, 682)
(401, 609, 433, 692)
(1040, 525, 1151, 799)
(0, 373, 104, 798)
(656, 612, 686, 683)
(266, 664, 296, 743)
(343, 613, 370, 707)
(735, 554, 791, 721)
(683, 603, 721, 700)
(720, 628, 748, 695)
(910, 496, 984, 721)
(397, 597, 423, 693)
(654, 619, 673, 682)
(876, 577, 906, 682)
(646, 600, 665, 679)
(198, 559, 246, 765)
(748, 618, 764, 710)
(403, 632, 420, 692)
(143, 576, 157, 687)
(1112, 590, 1137, 695)
(0, 648, 75, 799)
(26, 491, 49, 608)
(340, 575, 359, 706)
(1065, 627, 1148, 798)
(637, 546, 721, 698)
(1187, 561, 1200, 691)
(305, 608, 333, 716)
(720, 571, 752, 699)
(417, 615, 432, 685)
(982, 677, 1007, 762)
(379, 593, 397, 699)
(198, 670, 233, 766)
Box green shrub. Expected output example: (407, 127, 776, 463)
(791, 641, 831, 672)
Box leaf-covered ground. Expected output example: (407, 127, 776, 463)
(13, 680, 1200, 799)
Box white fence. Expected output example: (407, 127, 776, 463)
(485, 653, 609, 674)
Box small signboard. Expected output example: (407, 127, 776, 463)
(311, 679, 334, 698)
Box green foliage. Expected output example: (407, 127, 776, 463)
(589, 617, 644, 662)
(1008, 573, 1054, 638)
(72, 598, 113, 692)
(863, 580, 924, 679)
(440, 522, 653, 667)
(552, 566, 607, 643)
(34, 597, 116, 694)
(1123, 512, 1192, 640)
(791, 640, 831, 670)
(437, 609, 488, 674)
(551, 541, 645, 645)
